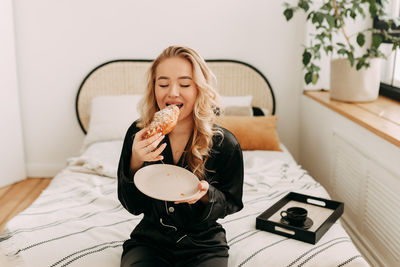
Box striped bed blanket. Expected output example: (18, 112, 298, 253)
(0, 141, 369, 267)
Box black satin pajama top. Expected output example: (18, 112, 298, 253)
(117, 121, 244, 257)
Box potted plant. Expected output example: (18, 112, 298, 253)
(283, 0, 400, 102)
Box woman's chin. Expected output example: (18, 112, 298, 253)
(178, 112, 194, 123)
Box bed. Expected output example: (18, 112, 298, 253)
(0, 60, 370, 267)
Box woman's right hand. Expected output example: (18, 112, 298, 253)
(131, 128, 167, 166)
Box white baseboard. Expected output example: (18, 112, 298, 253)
(26, 163, 66, 177)
(341, 219, 384, 267)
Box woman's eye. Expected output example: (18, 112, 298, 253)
(180, 84, 190, 88)
(159, 84, 169, 88)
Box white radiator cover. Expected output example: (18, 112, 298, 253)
(331, 132, 400, 267)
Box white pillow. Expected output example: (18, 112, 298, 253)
(69, 140, 123, 178)
(261, 108, 270, 116)
(82, 94, 143, 150)
(220, 95, 253, 108)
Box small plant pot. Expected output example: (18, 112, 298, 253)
(330, 58, 381, 102)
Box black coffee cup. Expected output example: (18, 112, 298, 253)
(280, 207, 307, 226)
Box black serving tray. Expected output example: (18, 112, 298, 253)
(256, 192, 344, 244)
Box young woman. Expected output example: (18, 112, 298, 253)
(118, 46, 244, 267)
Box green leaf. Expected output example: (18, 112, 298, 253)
(306, 11, 313, 20)
(312, 73, 319, 84)
(357, 6, 365, 18)
(321, 2, 331, 10)
(328, 33, 332, 41)
(350, 10, 356, 19)
(323, 45, 333, 55)
(298, 0, 309, 12)
(283, 8, 293, 21)
(303, 51, 312, 66)
(357, 33, 365, 47)
(316, 33, 326, 42)
(314, 51, 321, 60)
(316, 13, 324, 24)
(305, 72, 312, 84)
(369, 3, 377, 17)
(310, 64, 320, 72)
(312, 12, 324, 25)
(372, 34, 383, 49)
(348, 52, 355, 66)
(367, 47, 379, 57)
(356, 60, 364, 70)
(325, 15, 335, 28)
(313, 44, 321, 53)
(338, 48, 347, 55)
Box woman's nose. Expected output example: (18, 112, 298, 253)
(168, 83, 179, 97)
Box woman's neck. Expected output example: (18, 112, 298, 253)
(168, 114, 194, 164)
(169, 114, 194, 138)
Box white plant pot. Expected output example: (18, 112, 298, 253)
(330, 58, 381, 102)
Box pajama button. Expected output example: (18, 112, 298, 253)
(169, 207, 175, 213)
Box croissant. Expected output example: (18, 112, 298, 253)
(144, 105, 180, 138)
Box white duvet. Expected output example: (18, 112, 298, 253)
(0, 141, 369, 267)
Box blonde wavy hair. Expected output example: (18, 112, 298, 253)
(137, 46, 222, 179)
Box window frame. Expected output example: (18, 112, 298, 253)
(373, 0, 400, 101)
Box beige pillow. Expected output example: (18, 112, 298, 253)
(223, 106, 253, 116)
(215, 116, 282, 151)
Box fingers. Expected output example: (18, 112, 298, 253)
(138, 131, 163, 149)
(198, 180, 209, 191)
(143, 134, 165, 153)
(175, 181, 209, 204)
(146, 143, 167, 162)
(140, 135, 166, 162)
(135, 127, 147, 138)
(132, 128, 167, 162)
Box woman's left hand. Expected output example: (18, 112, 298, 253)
(175, 180, 209, 205)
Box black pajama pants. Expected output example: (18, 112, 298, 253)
(120, 244, 228, 267)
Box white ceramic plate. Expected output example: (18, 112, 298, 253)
(134, 164, 200, 201)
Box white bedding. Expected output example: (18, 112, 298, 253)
(0, 141, 369, 267)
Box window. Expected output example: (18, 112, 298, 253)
(374, 0, 400, 101)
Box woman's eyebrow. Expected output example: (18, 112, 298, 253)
(156, 76, 192, 80)
(178, 76, 192, 80)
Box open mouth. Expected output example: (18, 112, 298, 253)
(166, 103, 184, 109)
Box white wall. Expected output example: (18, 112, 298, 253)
(0, 0, 26, 186)
(12, 0, 306, 177)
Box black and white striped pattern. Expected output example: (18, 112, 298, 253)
(0, 142, 369, 266)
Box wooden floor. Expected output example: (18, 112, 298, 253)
(0, 178, 52, 232)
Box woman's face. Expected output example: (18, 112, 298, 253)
(154, 56, 198, 123)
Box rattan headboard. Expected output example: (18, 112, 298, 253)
(76, 59, 276, 134)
